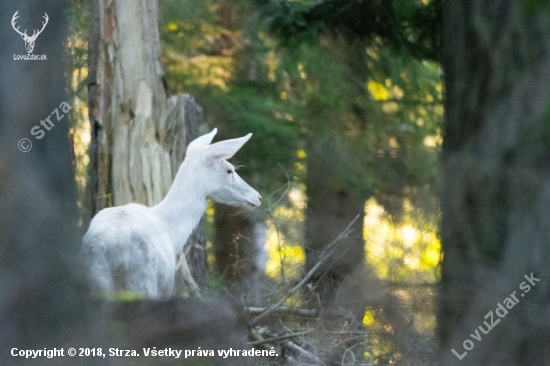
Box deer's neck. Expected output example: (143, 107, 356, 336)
(152, 160, 207, 255)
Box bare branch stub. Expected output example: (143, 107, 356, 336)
(246, 306, 318, 318)
(250, 214, 361, 326)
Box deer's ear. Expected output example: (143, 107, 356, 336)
(188, 128, 217, 150)
(204, 133, 252, 161)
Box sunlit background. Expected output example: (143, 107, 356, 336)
(67, 0, 442, 363)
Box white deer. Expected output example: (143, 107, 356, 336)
(80, 129, 261, 298)
(11, 11, 49, 54)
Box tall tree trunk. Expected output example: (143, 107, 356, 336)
(88, 0, 206, 291)
(0, 2, 98, 363)
(304, 135, 366, 363)
(214, 205, 266, 303)
(439, 2, 550, 365)
(211, 0, 266, 301)
(305, 136, 365, 308)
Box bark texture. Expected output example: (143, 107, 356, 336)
(88, 0, 206, 289)
(439, 1, 550, 365)
(305, 136, 366, 309)
(214, 205, 266, 303)
(303, 136, 367, 363)
(0, 2, 99, 364)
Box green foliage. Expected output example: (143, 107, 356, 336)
(158, 1, 442, 362)
(255, 0, 442, 61)
(203, 86, 302, 191)
(161, 0, 303, 196)
(202, 272, 226, 293)
(93, 290, 146, 302)
(522, 0, 550, 14)
(160, 0, 442, 218)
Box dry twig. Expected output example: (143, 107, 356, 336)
(248, 330, 312, 346)
(282, 340, 322, 364)
(250, 215, 361, 326)
(246, 306, 318, 318)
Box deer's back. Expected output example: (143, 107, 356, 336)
(81, 204, 174, 298)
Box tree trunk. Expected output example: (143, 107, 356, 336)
(0, 2, 98, 363)
(305, 136, 366, 308)
(88, 0, 206, 291)
(214, 205, 266, 303)
(439, 1, 550, 365)
(210, 0, 266, 302)
(303, 135, 367, 363)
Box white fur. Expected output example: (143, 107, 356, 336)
(80, 129, 261, 298)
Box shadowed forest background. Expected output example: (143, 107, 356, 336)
(1, 0, 550, 365)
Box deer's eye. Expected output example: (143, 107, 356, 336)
(227, 169, 232, 174)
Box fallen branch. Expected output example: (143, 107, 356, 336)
(246, 306, 319, 318)
(282, 340, 322, 364)
(250, 215, 360, 326)
(248, 328, 275, 351)
(248, 330, 312, 346)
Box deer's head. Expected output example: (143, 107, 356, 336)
(12, 11, 49, 54)
(186, 129, 262, 210)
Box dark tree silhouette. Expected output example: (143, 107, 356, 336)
(439, 1, 550, 364)
(0, 1, 96, 364)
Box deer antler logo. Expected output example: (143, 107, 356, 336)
(11, 11, 49, 54)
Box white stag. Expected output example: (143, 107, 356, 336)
(81, 129, 261, 298)
(11, 11, 49, 54)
